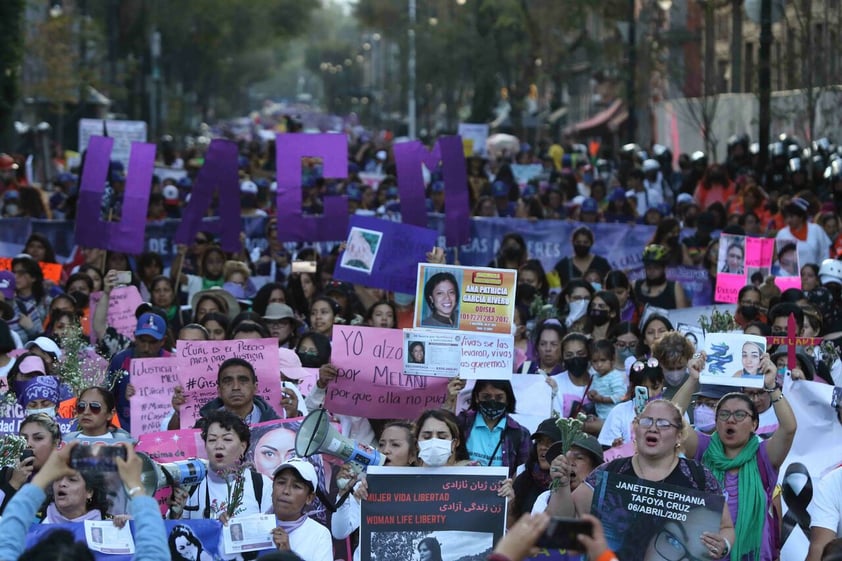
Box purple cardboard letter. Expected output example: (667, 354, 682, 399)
(275, 133, 348, 241)
(175, 139, 242, 253)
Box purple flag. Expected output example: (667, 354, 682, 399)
(75, 136, 155, 253)
(332, 215, 438, 293)
(274, 133, 348, 242)
(175, 139, 241, 253)
(393, 136, 471, 246)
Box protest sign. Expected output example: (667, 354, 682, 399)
(0, 402, 75, 437)
(590, 471, 724, 557)
(128, 357, 180, 437)
(175, 338, 282, 428)
(334, 215, 439, 293)
(626, 264, 713, 307)
(325, 325, 449, 419)
(79, 119, 148, 166)
(700, 333, 766, 388)
(676, 323, 705, 352)
(136, 429, 204, 462)
(403, 328, 514, 379)
(511, 164, 544, 187)
(358, 172, 386, 190)
(84, 520, 135, 555)
(772, 238, 801, 292)
(222, 514, 275, 556)
(714, 234, 746, 303)
(360, 466, 507, 561)
(0, 257, 61, 283)
(281, 366, 318, 398)
(414, 263, 516, 334)
(457, 123, 489, 157)
(153, 165, 188, 182)
(88, 285, 144, 342)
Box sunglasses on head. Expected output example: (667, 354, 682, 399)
(631, 357, 660, 372)
(76, 401, 103, 414)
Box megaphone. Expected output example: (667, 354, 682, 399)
(295, 409, 384, 467)
(137, 452, 208, 496)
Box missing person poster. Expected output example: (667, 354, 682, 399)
(700, 332, 767, 388)
(402, 328, 514, 379)
(414, 264, 516, 334)
(590, 471, 724, 559)
(360, 466, 507, 561)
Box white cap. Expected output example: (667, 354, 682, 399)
(25, 336, 63, 360)
(376, 150, 387, 161)
(240, 180, 258, 195)
(642, 159, 660, 172)
(163, 185, 179, 201)
(273, 458, 318, 491)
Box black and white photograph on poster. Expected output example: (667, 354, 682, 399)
(717, 234, 745, 275)
(590, 471, 725, 560)
(360, 466, 507, 561)
(700, 332, 766, 388)
(771, 240, 799, 277)
(677, 323, 704, 353)
(402, 329, 514, 380)
(340, 226, 383, 273)
(370, 530, 494, 561)
(746, 266, 770, 286)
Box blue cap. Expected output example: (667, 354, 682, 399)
(522, 184, 537, 198)
(255, 178, 270, 189)
(176, 177, 192, 189)
(430, 181, 445, 194)
(492, 181, 508, 197)
(135, 312, 166, 341)
(608, 187, 626, 202)
(581, 197, 599, 213)
(110, 160, 125, 172)
(110, 171, 126, 183)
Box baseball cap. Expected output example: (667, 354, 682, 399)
(608, 187, 626, 202)
(240, 180, 258, 195)
(25, 336, 63, 360)
(163, 185, 180, 203)
(492, 181, 508, 198)
(581, 197, 599, 214)
(642, 159, 660, 172)
(676, 193, 694, 205)
(532, 418, 561, 442)
(273, 458, 318, 492)
(135, 312, 167, 341)
(692, 384, 731, 400)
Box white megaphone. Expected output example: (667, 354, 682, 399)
(137, 452, 208, 496)
(295, 409, 384, 468)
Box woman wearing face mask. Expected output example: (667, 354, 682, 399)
(553, 227, 611, 287)
(651, 331, 694, 399)
(415, 409, 472, 467)
(557, 280, 595, 331)
(687, 385, 731, 434)
(451, 380, 531, 479)
(608, 322, 641, 370)
(15, 375, 61, 419)
(674, 353, 796, 561)
(586, 291, 620, 341)
(0, 413, 62, 515)
(332, 422, 419, 561)
(634, 245, 689, 310)
(734, 286, 766, 327)
(598, 358, 666, 448)
(295, 332, 331, 368)
(549, 334, 597, 428)
(605, 271, 640, 325)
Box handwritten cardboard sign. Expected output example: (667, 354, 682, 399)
(128, 357, 180, 437)
(88, 285, 144, 342)
(175, 338, 283, 428)
(324, 325, 449, 419)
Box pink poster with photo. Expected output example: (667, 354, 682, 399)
(714, 273, 745, 303)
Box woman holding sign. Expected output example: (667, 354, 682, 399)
(673, 352, 797, 561)
(545, 399, 735, 559)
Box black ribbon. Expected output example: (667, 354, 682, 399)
(781, 462, 813, 544)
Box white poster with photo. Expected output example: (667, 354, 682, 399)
(340, 226, 383, 274)
(84, 520, 136, 554)
(700, 333, 767, 388)
(403, 329, 513, 380)
(222, 514, 276, 556)
(677, 323, 705, 352)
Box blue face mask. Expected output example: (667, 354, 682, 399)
(591, 282, 602, 291)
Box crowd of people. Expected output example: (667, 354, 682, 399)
(0, 128, 842, 561)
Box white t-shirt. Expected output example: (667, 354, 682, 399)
(531, 489, 551, 514)
(550, 372, 592, 418)
(180, 470, 272, 520)
(808, 466, 842, 535)
(775, 222, 831, 268)
(288, 517, 334, 561)
(598, 400, 636, 447)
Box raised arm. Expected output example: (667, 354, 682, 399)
(762, 356, 796, 469)
(672, 352, 705, 458)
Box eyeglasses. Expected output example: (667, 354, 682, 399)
(636, 417, 680, 430)
(631, 357, 659, 372)
(654, 528, 707, 561)
(76, 401, 103, 414)
(716, 409, 752, 422)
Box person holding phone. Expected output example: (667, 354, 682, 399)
(0, 413, 62, 515)
(0, 441, 170, 561)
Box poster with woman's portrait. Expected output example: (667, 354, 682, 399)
(700, 333, 767, 388)
(717, 234, 746, 275)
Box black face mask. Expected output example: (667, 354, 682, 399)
(647, 274, 667, 287)
(477, 399, 507, 421)
(739, 305, 759, 320)
(564, 357, 590, 378)
(589, 309, 611, 326)
(573, 245, 591, 258)
(297, 351, 321, 368)
(68, 291, 89, 309)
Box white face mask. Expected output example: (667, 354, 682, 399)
(418, 438, 452, 467)
(566, 299, 589, 328)
(25, 407, 56, 418)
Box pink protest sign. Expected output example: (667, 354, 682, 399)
(129, 357, 180, 438)
(136, 428, 204, 462)
(393, 136, 471, 246)
(714, 273, 745, 303)
(275, 133, 348, 241)
(95, 285, 144, 340)
(175, 139, 242, 253)
(282, 367, 318, 398)
(175, 338, 283, 428)
(603, 441, 635, 462)
(75, 136, 156, 253)
(324, 325, 449, 419)
(745, 237, 774, 268)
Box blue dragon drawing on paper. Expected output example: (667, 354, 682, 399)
(706, 342, 733, 374)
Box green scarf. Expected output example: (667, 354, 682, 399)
(201, 277, 223, 290)
(702, 433, 764, 561)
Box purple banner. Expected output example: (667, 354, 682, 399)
(332, 215, 438, 293)
(393, 136, 470, 246)
(75, 136, 156, 253)
(275, 133, 348, 241)
(175, 139, 242, 252)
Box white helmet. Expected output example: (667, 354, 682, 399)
(819, 258, 842, 286)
